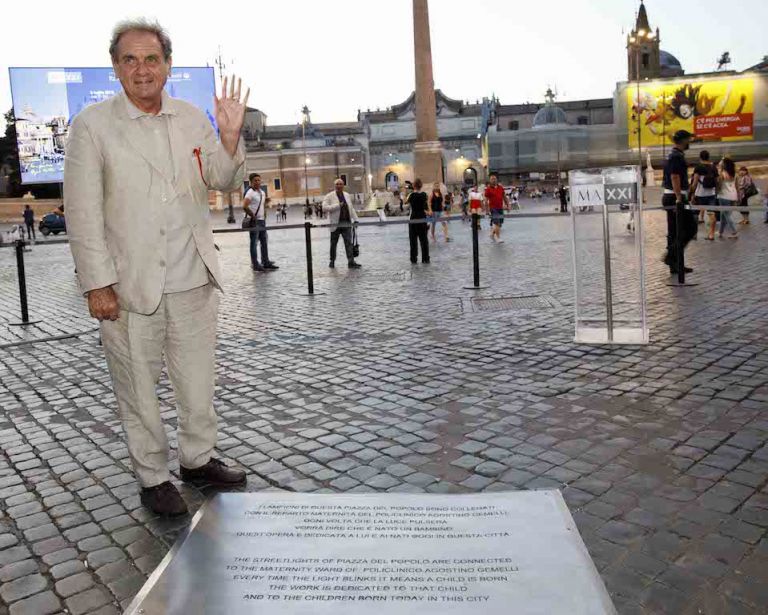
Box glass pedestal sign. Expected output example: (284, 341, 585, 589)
(569, 166, 648, 344)
(125, 491, 616, 615)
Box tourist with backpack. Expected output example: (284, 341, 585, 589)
(689, 151, 718, 241)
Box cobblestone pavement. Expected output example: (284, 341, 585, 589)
(1, 207, 768, 614)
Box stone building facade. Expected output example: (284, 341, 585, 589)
(241, 91, 494, 204)
(363, 90, 494, 191)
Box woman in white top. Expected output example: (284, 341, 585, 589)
(717, 157, 739, 239)
(468, 185, 484, 229)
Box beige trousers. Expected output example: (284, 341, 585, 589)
(100, 284, 219, 487)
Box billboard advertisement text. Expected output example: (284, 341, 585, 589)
(627, 76, 754, 148)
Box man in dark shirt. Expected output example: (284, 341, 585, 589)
(23, 205, 35, 241)
(407, 178, 430, 264)
(662, 130, 695, 275)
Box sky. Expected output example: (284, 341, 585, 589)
(1, 0, 766, 130)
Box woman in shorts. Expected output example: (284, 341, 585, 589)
(468, 185, 484, 229)
(429, 183, 450, 242)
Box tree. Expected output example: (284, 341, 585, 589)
(0, 108, 21, 197)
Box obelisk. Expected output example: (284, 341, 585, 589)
(412, 0, 443, 185)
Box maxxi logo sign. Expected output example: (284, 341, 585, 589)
(605, 184, 636, 204)
(571, 182, 637, 207)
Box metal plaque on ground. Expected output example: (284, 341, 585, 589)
(126, 490, 616, 615)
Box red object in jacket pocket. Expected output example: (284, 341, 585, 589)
(193, 147, 208, 187)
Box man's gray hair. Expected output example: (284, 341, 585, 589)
(109, 18, 172, 62)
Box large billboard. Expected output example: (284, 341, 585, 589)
(9, 67, 216, 184)
(627, 76, 754, 148)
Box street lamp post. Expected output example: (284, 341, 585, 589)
(661, 90, 667, 160)
(301, 106, 310, 208)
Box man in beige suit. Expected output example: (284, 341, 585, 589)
(65, 18, 249, 516)
(322, 178, 361, 269)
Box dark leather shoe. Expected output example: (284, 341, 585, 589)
(252, 264, 265, 272)
(329, 261, 335, 268)
(264, 263, 279, 270)
(140, 481, 188, 517)
(181, 458, 246, 487)
(348, 261, 362, 269)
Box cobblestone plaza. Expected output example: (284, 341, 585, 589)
(1, 205, 768, 614)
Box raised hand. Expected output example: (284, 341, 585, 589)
(215, 74, 251, 157)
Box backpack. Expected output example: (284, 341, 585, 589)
(701, 163, 717, 189)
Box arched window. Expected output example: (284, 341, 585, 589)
(463, 167, 478, 186)
(385, 171, 400, 191)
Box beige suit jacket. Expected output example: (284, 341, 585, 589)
(64, 91, 245, 314)
(322, 191, 360, 230)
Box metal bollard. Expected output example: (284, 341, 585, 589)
(666, 201, 698, 288)
(472, 213, 480, 287)
(10, 239, 39, 327)
(601, 203, 615, 342)
(463, 213, 489, 290)
(16, 240, 30, 322)
(675, 202, 685, 285)
(304, 221, 314, 295)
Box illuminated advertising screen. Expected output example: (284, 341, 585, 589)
(8, 67, 216, 184)
(627, 76, 754, 148)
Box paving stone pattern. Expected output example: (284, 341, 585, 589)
(1, 207, 768, 614)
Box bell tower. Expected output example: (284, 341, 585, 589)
(627, 1, 661, 80)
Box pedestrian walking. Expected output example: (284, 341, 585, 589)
(557, 185, 568, 213)
(429, 182, 450, 242)
(662, 129, 696, 275)
(244, 174, 278, 271)
(22, 204, 35, 241)
(717, 157, 739, 240)
(485, 174, 509, 242)
(64, 19, 248, 516)
(460, 188, 470, 222)
(323, 178, 361, 269)
(689, 150, 719, 241)
(407, 178, 430, 264)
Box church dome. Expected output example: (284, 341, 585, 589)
(533, 105, 568, 128)
(660, 50, 684, 76)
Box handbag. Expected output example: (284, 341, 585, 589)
(241, 191, 264, 229)
(743, 182, 758, 200)
(352, 225, 360, 258)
